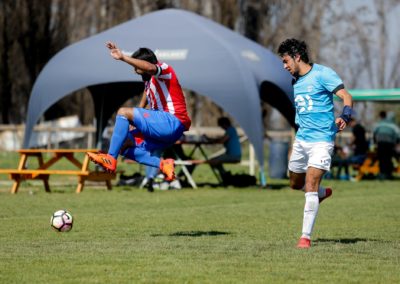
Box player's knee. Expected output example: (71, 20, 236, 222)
(117, 107, 133, 120)
(116, 107, 129, 116)
(304, 181, 318, 192)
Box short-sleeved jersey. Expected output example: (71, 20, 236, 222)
(144, 62, 191, 130)
(224, 126, 242, 158)
(293, 63, 343, 142)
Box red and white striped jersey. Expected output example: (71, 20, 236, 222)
(144, 62, 191, 130)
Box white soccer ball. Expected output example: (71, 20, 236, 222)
(50, 210, 73, 232)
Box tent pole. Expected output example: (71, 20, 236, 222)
(249, 144, 255, 175)
(259, 166, 267, 187)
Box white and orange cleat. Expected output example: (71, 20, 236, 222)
(160, 158, 175, 181)
(87, 152, 117, 173)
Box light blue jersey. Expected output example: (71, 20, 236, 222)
(293, 63, 343, 142)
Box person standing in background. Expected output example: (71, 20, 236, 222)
(373, 111, 400, 180)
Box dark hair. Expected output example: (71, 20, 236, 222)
(217, 117, 231, 128)
(379, 111, 387, 119)
(131, 47, 158, 64)
(277, 38, 310, 63)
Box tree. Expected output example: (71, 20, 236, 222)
(320, 0, 400, 126)
(2, 0, 397, 129)
(0, 0, 53, 123)
(236, 0, 328, 130)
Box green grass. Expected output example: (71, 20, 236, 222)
(0, 179, 399, 283)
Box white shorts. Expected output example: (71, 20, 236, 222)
(288, 140, 334, 173)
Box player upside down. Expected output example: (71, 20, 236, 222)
(87, 41, 191, 182)
(278, 39, 353, 248)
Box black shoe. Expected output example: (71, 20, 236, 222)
(147, 178, 154, 192)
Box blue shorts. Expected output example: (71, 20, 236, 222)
(132, 108, 185, 151)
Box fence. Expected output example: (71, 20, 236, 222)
(0, 124, 96, 150)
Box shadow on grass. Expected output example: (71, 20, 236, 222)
(194, 182, 288, 190)
(315, 238, 379, 244)
(195, 182, 223, 188)
(263, 183, 288, 190)
(151, 231, 231, 237)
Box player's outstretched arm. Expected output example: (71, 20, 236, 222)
(105, 41, 157, 75)
(106, 41, 123, 60)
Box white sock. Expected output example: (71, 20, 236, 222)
(301, 186, 325, 198)
(317, 186, 326, 199)
(301, 192, 319, 239)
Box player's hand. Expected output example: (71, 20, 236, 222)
(105, 41, 123, 60)
(335, 117, 347, 132)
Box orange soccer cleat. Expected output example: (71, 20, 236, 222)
(319, 187, 332, 204)
(297, 237, 311, 249)
(160, 158, 175, 181)
(87, 152, 117, 173)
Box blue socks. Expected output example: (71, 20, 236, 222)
(123, 146, 161, 168)
(108, 115, 129, 159)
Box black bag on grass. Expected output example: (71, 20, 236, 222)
(222, 172, 257, 187)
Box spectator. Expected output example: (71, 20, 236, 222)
(373, 111, 400, 180)
(348, 118, 369, 167)
(203, 117, 242, 183)
(330, 144, 350, 180)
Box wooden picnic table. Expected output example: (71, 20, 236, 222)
(0, 149, 116, 193)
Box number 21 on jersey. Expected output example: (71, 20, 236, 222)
(294, 95, 313, 113)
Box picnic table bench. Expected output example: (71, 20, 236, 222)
(0, 149, 116, 193)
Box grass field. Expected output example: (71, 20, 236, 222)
(0, 176, 399, 283)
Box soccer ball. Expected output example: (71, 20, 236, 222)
(50, 210, 73, 232)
